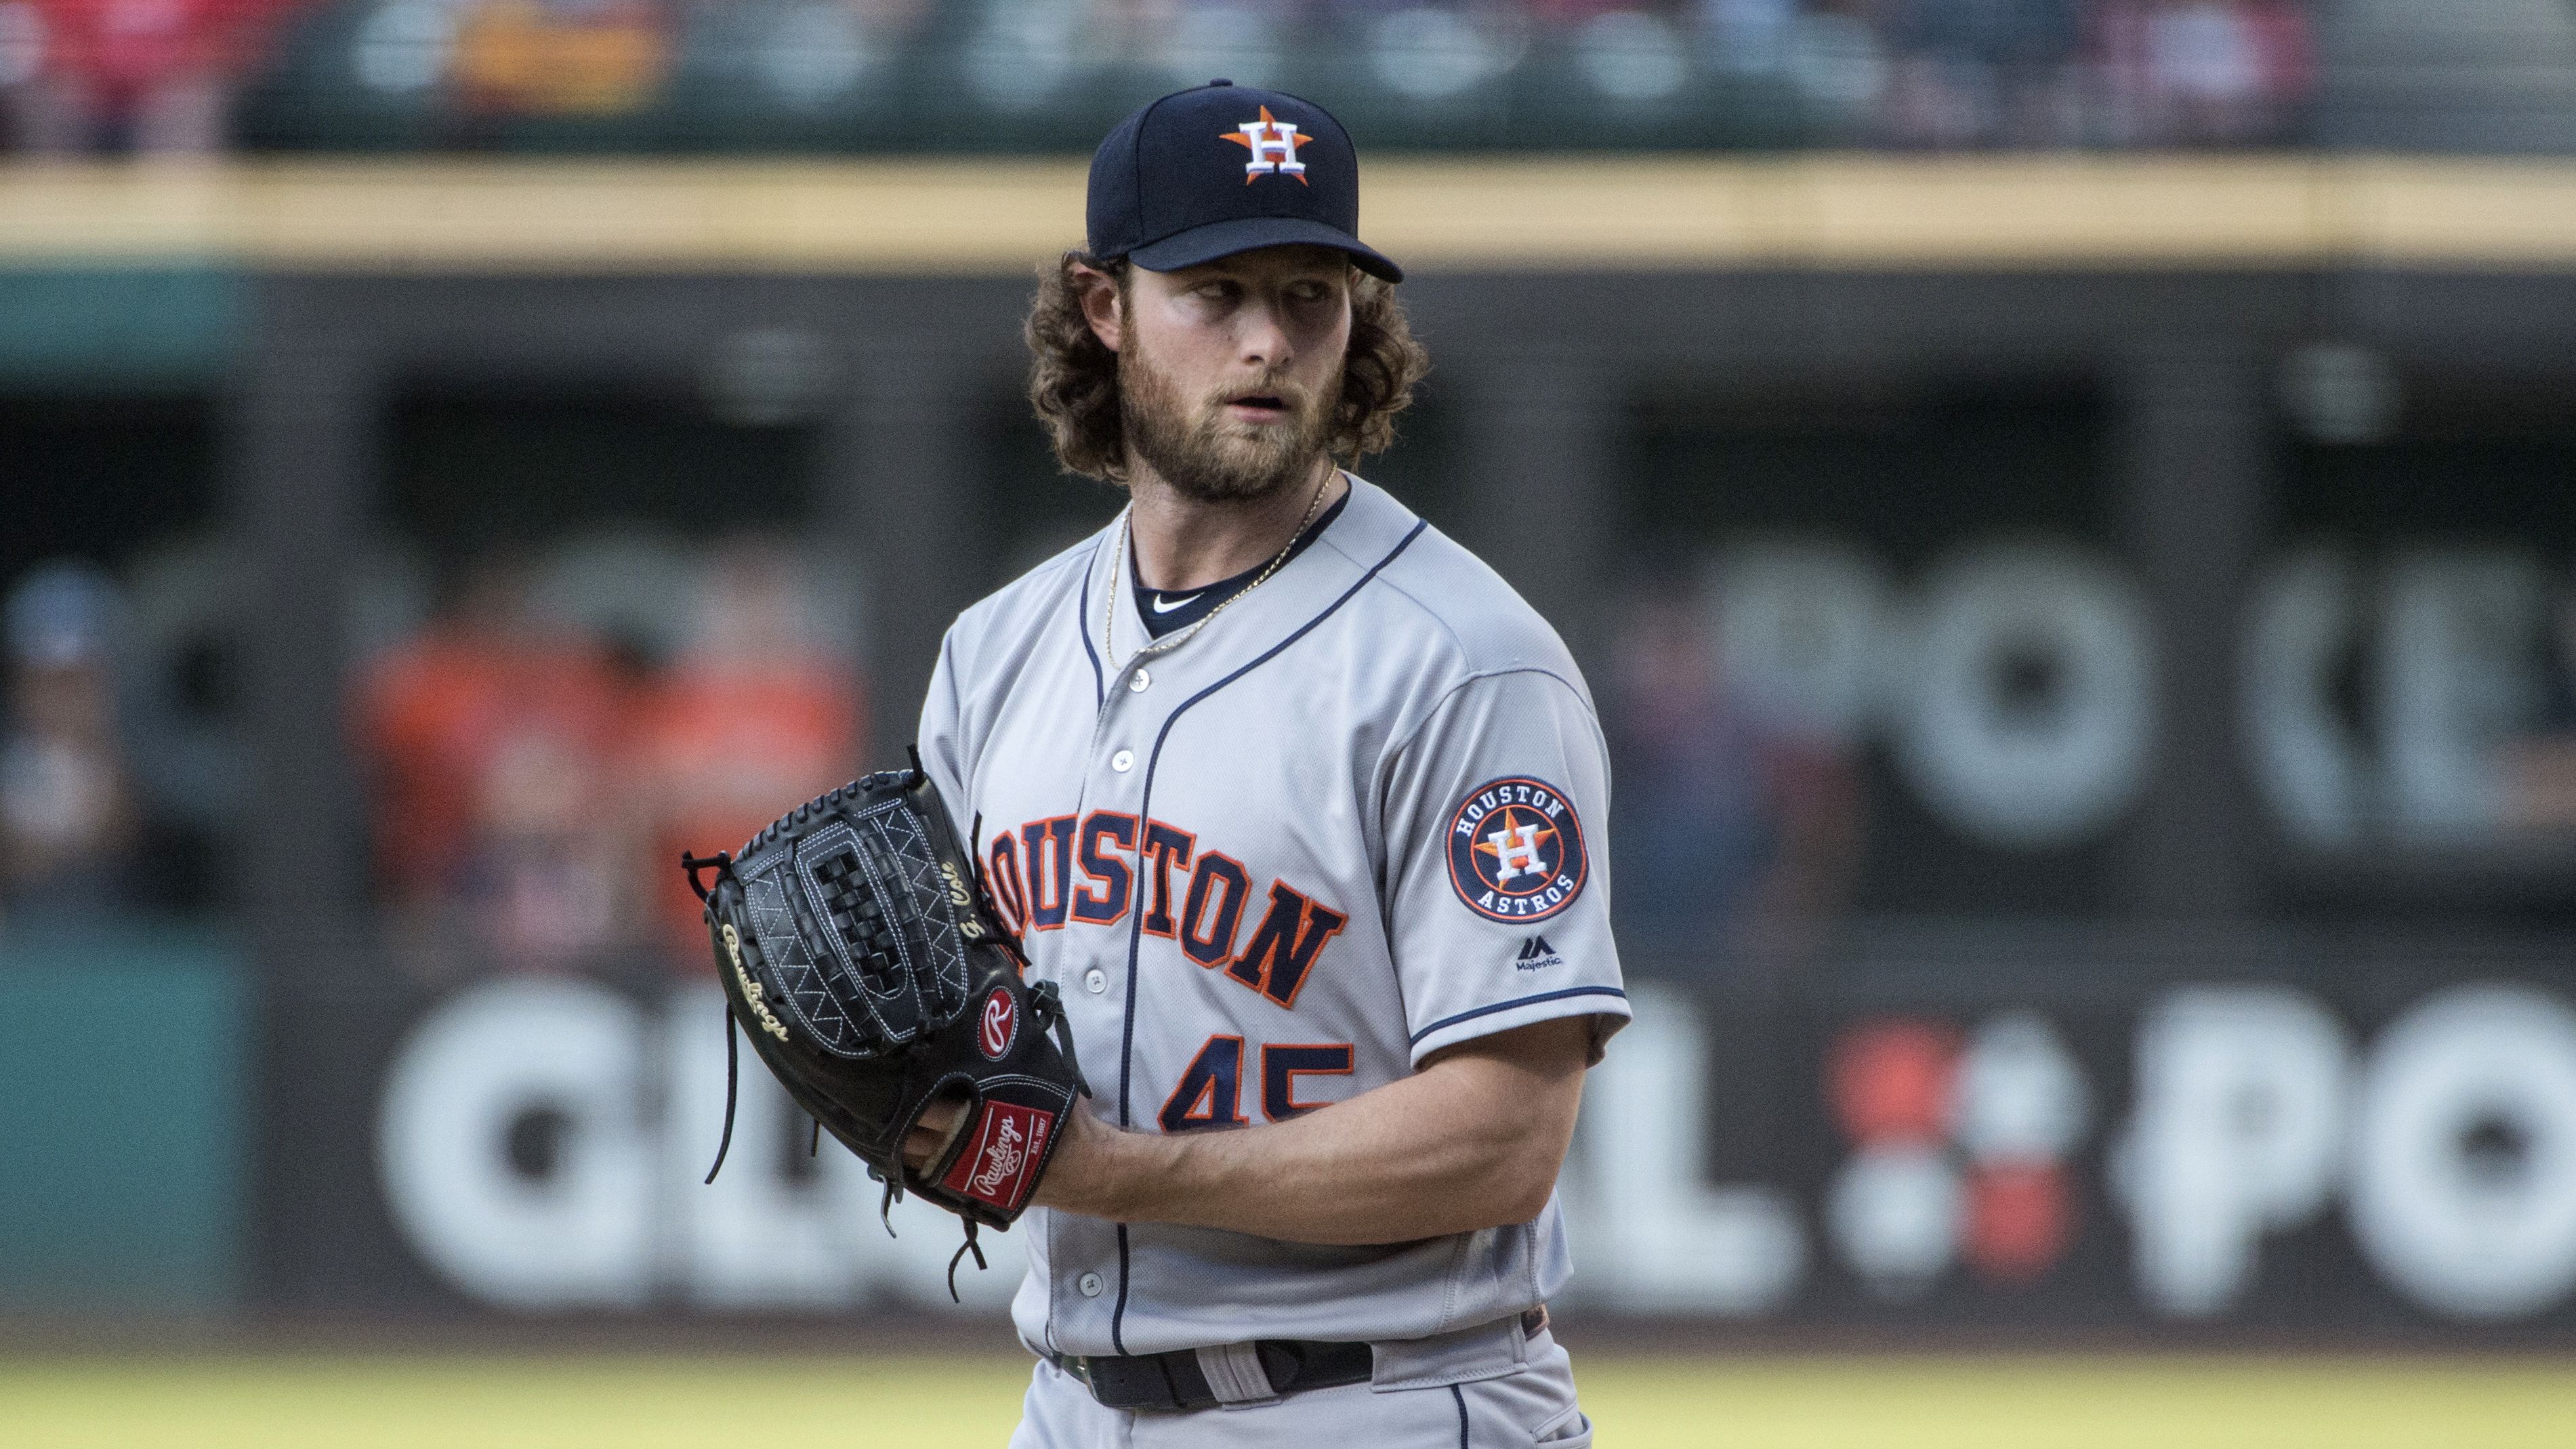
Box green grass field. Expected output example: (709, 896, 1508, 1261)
(4, 1353, 2571, 1447)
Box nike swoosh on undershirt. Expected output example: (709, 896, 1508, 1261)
(1150, 593, 1203, 614)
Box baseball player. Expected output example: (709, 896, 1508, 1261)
(913, 81, 1627, 1446)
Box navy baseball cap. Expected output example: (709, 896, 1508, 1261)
(1087, 81, 1402, 283)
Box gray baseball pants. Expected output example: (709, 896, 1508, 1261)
(1006, 1329, 1592, 1448)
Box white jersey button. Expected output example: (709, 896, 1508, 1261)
(1128, 669, 1151, 692)
(1083, 967, 1108, 994)
(1110, 749, 1135, 773)
(1078, 1272, 1105, 1298)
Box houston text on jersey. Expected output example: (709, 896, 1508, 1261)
(984, 810, 1349, 1011)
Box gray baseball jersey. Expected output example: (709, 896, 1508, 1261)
(917, 475, 1629, 1358)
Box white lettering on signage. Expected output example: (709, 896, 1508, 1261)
(2120, 980, 2576, 1322)
(379, 982, 1028, 1312)
(2347, 984, 2576, 1319)
(1565, 984, 1808, 1314)
(374, 975, 2576, 1323)
(2119, 987, 2350, 1318)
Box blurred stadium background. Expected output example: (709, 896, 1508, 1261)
(9, 0, 2576, 1442)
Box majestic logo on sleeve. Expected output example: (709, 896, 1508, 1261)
(1447, 777, 1587, 923)
(1224, 105, 1311, 185)
(1515, 935, 1565, 971)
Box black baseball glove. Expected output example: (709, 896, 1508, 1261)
(681, 758, 1086, 1296)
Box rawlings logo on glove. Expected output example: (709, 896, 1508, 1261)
(942, 1099, 1053, 1211)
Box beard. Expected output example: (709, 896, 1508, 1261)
(1118, 337, 1339, 505)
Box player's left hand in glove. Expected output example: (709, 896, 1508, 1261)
(680, 757, 1087, 1297)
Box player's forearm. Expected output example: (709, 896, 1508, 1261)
(1045, 1077, 1560, 1244)
(1035, 1018, 1590, 1245)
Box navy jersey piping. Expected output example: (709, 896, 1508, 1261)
(1409, 985, 1629, 1048)
(1106, 518, 1427, 1352)
(1077, 535, 1106, 709)
(1451, 1383, 1470, 1446)
(1112, 1223, 1133, 1355)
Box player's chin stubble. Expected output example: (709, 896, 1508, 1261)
(1118, 341, 1338, 506)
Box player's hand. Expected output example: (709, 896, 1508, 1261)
(902, 1097, 971, 1172)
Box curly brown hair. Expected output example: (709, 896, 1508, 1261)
(1024, 249, 1430, 484)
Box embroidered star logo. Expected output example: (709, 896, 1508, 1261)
(1223, 105, 1313, 186)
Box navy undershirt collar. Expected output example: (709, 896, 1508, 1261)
(1131, 485, 1352, 638)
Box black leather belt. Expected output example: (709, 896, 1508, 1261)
(1050, 1339, 1371, 1412)
(1048, 1307, 1547, 1412)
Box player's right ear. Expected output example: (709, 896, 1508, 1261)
(1073, 264, 1125, 353)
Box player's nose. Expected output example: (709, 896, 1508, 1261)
(1234, 297, 1294, 368)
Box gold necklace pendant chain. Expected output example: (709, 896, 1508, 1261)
(1104, 469, 1333, 670)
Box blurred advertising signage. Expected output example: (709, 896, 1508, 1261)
(1711, 537, 2576, 850)
(1585, 980, 2576, 1324)
(377, 975, 2576, 1324)
(378, 982, 1031, 1312)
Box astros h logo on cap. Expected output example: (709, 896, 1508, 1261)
(1226, 106, 1312, 185)
(1086, 80, 1403, 282)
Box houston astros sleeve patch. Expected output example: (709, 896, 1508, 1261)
(1445, 776, 1588, 923)
(1384, 668, 1627, 1067)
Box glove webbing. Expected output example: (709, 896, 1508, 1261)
(684, 843, 999, 1303)
(682, 786, 1084, 1306)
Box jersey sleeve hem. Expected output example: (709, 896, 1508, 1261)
(1407, 985, 1632, 1069)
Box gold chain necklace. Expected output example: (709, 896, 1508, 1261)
(1104, 468, 1333, 670)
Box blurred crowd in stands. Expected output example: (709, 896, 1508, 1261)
(1, 557, 246, 932)
(0, 532, 1868, 976)
(0, 0, 314, 152)
(1604, 568, 1865, 967)
(354, 536, 863, 978)
(0, 538, 863, 976)
(0, 540, 1865, 977)
(0, 0, 2316, 156)
(1, 564, 142, 920)
(32, 529, 2576, 973)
